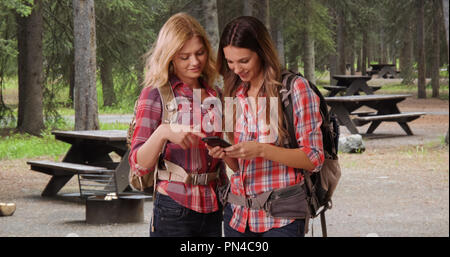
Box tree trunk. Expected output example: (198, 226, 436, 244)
(288, 42, 299, 72)
(401, 22, 415, 85)
(302, 0, 315, 84)
(442, 0, 449, 145)
(69, 59, 75, 103)
(73, 0, 99, 130)
(417, 0, 426, 98)
(337, 10, 346, 75)
(16, 15, 26, 129)
(431, 0, 441, 98)
(350, 45, 355, 75)
(328, 7, 338, 85)
(356, 47, 362, 73)
(16, 0, 45, 135)
(443, 0, 449, 47)
(264, 0, 270, 32)
(99, 52, 116, 107)
(271, 16, 285, 67)
(248, 0, 270, 30)
(202, 0, 220, 52)
(362, 31, 368, 75)
(379, 28, 386, 64)
(327, 54, 337, 86)
(243, 0, 252, 16)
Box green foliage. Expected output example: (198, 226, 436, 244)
(1, 0, 34, 17)
(0, 130, 70, 160)
(0, 39, 17, 60)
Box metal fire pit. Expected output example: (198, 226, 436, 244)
(85, 194, 149, 224)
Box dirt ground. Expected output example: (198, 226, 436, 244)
(0, 93, 448, 237)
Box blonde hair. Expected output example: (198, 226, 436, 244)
(142, 12, 217, 89)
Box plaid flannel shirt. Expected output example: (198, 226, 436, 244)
(227, 76, 324, 233)
(129, 75, 228, 213)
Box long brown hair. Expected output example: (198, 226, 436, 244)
(217, 16, 287, 144)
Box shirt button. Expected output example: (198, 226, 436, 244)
(207, 162, 211, 166)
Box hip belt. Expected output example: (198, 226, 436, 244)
(156, 159, 219, 186)
(225, 181, 309, 219)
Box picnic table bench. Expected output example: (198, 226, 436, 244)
(26, 160, 117, 197)
(324, 94, 425, 135)
(352, 112, 426, 135)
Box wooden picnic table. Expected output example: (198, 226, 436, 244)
(329, 75, 375, 96)
(324, 94, 425, 135)
(27, 130, 131, 197)
(369, 64, 398, 78)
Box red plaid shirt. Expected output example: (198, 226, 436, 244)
(227, 77, 324, 233)
(129, 75, 228, 213)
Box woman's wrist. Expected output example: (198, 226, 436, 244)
(155, 124, 169, 141)
(258, 142, 267, 158)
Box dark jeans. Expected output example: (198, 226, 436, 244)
(223, 204, 305, 237)
(150, 192, 223, 237)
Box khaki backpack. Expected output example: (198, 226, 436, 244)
(127, 83, 177, 194)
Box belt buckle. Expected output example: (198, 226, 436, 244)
(191, 175, 198, 186)
(245, 197, 253, 208)
(191, 173, 207, 186)
(200, 173, 209, 185)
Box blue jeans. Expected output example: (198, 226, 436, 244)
(150, 193, 223, 237)
(223, 204, 305, 237)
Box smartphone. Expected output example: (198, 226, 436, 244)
(202, 136, 232, 148)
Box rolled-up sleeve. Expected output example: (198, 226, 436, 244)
(128, 86, 162, 176)
(291, 77, 324, 172)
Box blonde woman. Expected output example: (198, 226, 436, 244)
(129, 13, 228, 237)
(208, 16, 324, 237)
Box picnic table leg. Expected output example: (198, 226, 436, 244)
(378, 68, 388, 78)
(329, 105, 359, 134)
(398, 122, 413, 135)
(109, 150, 131, 193)
(41, 175, 73, 197)
(345, 80, 373, 96)
(366, 121, 382, 134)
(327, 88, 341, 97)
(379, 67, 397, 79)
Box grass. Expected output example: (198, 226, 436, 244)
(0, 120, 130, 161)
(375, 82, 449, 100)
(0, 130, 70, 161)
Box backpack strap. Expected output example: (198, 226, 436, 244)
(156, 81, 177, 166)
(155, 82, 220, 187)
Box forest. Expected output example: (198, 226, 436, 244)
(0, 0, 448, 135)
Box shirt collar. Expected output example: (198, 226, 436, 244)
(235, 82, 267, 98)
(168, 74, 218, 97)
(235, 82, 248, 98)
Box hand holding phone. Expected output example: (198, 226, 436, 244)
(201, 136, 232, 148)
